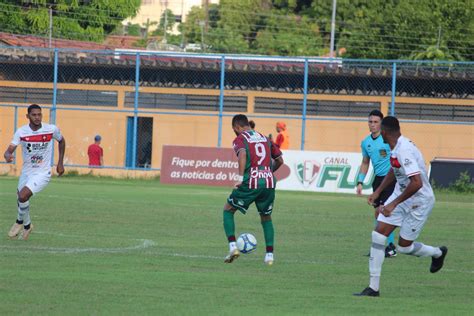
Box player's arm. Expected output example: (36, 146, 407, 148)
(356, 156, 370, 195)
(270, 140, 283, 172)
(382, 174, 422, 216)
(237, 149, 246, 176)
(4, 144, 17, 163)
(57, 137, 66, 176)
(272, 156, 283, 172)
(367, 168, 395, 206)
(234, 149, 246, 187)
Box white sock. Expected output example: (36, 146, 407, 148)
(369, 231, 387, 292)
(229, 242, 237, 251)
(18, 201, 30, 226)
(398, 242, 442, 258)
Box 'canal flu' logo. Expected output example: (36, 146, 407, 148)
(296, 160, 320, 188)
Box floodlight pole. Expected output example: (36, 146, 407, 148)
(329, 0, 337, 58)
(49, 7, 53, 48)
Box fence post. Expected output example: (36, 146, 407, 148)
(390, 62, 397, 116)
(51, 48, 58, 125)
(13, 105, 18, 165)
(217, 55, 225, 148)
(132, 52, 140, 169)
(51, 48, 59, 167)
(301, 58, 309, 150)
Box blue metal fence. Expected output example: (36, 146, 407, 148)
(0, 47, 473, 171)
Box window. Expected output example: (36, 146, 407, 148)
(125, 93, 247, 112)
(395, 103, 474, 122)
(254, 97, 379, 117)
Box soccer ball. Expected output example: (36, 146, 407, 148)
(236, 233, 257, 254)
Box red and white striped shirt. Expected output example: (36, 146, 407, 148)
(11, 123, 63, 175)
(390, 135, 434, 200)
(233, 130, 282, 189)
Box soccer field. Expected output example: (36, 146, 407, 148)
(0, 176, 472, 315)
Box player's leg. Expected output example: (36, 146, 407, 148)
(223, 203, 240, 263)
(223, 187, 255, 263)
(15, 173, 50, 240)
(375, 178, 397, 257)
(260, 214, 274, 265)
(355, 203, 402, 297)
(396, 200, 448, 273)
(9, 173, 29, 238)
(255, 188, 275, 265)
(8, 190, 24, 238)
(17, 186, 34, 240)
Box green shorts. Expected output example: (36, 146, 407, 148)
(227, 186, 275, 215)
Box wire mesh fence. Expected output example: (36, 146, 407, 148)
(0, 47, 473, 171)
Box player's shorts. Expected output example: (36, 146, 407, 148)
(372, 175, 396, 208)
(227, 186, 275, 215)
(18, 171, 51, 195)
(377, 195, 435, 241)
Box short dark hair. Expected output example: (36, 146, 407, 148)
(232, 114, 249, 127)
(369, 109, 383, 119)
(381, 116, 400, 133)
(249, 120, 256, 129)
(27, 104, 41, 114)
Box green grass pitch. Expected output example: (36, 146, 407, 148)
(0, 176, 472, 314)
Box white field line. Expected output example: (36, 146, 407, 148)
(0, 232, 472, 274)
(0, 241, 472, 274)
(0, 239, 156, 254)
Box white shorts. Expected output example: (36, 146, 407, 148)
(377, 195, 435, 241)
(18, 171, 51, 195)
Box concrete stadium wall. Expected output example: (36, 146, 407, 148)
(1, 81, 473, 177)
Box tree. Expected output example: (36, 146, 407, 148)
(151, 9, 176, 37)
(409, 45, 461, 61)
(255, 13, 323, 56)
(0, 0, 141, 42)
(307, 0, 473, 60)
(126, 23, 142, 37)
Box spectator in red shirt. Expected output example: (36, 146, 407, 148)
(88, 135, 103, 167)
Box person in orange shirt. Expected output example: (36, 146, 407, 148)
(275, 121, 289, 149)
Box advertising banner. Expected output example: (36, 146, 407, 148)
(160, 146, 374, 194)
(276, 150, 374, 194)
(160, 145, 240, 186)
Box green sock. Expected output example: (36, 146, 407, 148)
(223, 210, 236, 241)
(261, 220, 274, 252)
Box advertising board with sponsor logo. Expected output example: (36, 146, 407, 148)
(161, 146, 374, 194)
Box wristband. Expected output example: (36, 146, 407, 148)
(237, 175, 243, 182)
(357, 172, 366, 183)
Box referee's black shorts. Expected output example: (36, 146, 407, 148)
(372, 175, 396, 208)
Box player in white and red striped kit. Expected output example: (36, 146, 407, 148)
(4, 104, 66, 240)
(355, 116, 447, 297)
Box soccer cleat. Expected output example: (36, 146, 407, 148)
(385, 243, 397, 258)
(264, 253, 274, 265)
(8, 223, 23, 239)
(353, 287, 380, 297)
(224, 247, 240, 263)
(430, 246, 448, 273)
(20, 225, 34, 241)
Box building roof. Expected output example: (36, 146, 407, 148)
(0, 47, 472, 99)
(0, 32, 159, 50)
